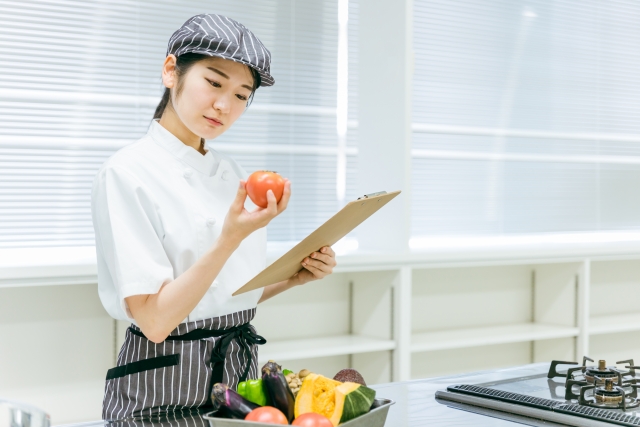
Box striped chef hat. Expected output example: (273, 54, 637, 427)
(166, 14, 275, 87)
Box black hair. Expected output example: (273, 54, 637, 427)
(153, 53, 261, 120)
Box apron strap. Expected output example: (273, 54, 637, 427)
(209, 323, 267, 384)
(128, 325, 235, 340)
(127, 323, 267, 383)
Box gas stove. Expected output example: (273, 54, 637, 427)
(436, 356, 640, 426)
(549, 357, 640, 411)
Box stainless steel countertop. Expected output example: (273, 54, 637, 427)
(57, 363, 552, 427)
(373, 362, 557, 426)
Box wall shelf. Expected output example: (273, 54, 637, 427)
(590, 313, 640, 335)
(258, 335, 396, 363)
(412, 323, 580, 353)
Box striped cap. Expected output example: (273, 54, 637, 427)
(167, 14, 274, 87)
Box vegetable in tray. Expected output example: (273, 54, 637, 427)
(210, 383, 259, 419)
(237, 378, 269, 407)
(209, 362, 376, 426)
(262, 361, 296, 423)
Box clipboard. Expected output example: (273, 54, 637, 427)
(233, 190, 401, 296)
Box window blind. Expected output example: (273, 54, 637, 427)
(412, 0, 640, 239)
(0, 0, 357, 249)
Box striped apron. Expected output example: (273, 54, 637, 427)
(106, 409, 209, 427)
(108, 409, 210, 427)
(102, 308, 265, 421)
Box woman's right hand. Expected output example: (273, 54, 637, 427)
(221, 178, 291, 245)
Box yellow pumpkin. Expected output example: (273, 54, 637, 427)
(294, 374, 342, 422)
(294, 374, 376, 426)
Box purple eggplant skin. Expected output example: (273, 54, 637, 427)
(261, 361, 295, 423)
(210, 383, 260, 419)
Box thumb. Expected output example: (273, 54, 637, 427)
(230, 180, 247, 212)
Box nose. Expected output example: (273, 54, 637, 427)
(213, 93, 231, 114)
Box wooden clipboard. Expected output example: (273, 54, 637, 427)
(233, 190, 401, 296)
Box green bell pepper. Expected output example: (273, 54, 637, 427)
(237, 379, 268, 406)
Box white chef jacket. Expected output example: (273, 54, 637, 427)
(91, 119, 266, 323)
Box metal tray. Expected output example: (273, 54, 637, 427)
(203, 398, 394, 427)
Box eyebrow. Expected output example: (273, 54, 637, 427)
(207, 66, 253, 91)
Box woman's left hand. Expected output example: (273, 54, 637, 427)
(293, 246, 337, 285)
(259, 246, 337, 303)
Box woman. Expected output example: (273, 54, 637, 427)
(91, 14, 337, 420)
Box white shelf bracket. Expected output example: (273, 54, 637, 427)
(393, 266, 412, 381)
(577, 259, 591, 359)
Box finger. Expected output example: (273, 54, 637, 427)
(230, 180, 248, 212)
(277, 179, 292, 212)
(319, 246, 336, 258)
(308, 251, 335, 266)
(301, 260, 326, 278)
(265, 189, 278, 215)
(249, 190, 276, 222)
(302, 257, 332, 274)
(276, 180, 291, 212)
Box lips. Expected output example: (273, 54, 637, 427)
(204, 116, 223, 126)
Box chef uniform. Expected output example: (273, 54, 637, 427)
(91, 14, 276, 420)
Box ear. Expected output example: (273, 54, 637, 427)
(162, 55, 177, 89)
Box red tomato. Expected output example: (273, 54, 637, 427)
(292, 413, 334, 427)
(246, 171, 285, 208)
(244, 407, 288, 424)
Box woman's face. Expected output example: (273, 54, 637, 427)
(164, 56, 254, 141)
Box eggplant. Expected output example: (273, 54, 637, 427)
(210, 383, 260, 419)
(261, 361, 295, 423)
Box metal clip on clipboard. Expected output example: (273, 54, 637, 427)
(357, 191, 387, 200)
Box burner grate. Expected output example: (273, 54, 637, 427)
(447, 384, 560, 410)
(556, 404, 640, 426)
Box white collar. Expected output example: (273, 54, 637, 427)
(148, 119, 218, 176)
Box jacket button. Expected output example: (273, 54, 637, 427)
(184, 169, 193, 179)
(221, 170, 230, 181)
(206, 217, 216, 227)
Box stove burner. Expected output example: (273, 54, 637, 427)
(578, 375, 640, 410)
(594, 378, 624, 403)
(585, 359, 620, 384)
(547, 356, 640, 411)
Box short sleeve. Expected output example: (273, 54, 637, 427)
(92, 165, 174, 321)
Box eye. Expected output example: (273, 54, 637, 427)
(236, 94, 248, 101)
(206, 79, 221, 88)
